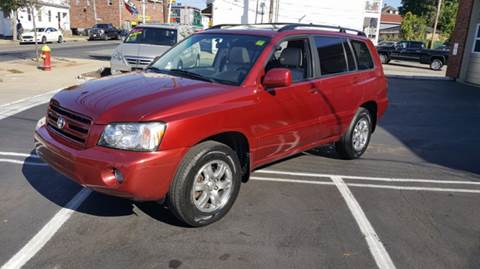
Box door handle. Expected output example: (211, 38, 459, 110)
(309, 88, 320, 94)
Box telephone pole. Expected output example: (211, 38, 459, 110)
(92, 0, 97, 23)
(142, 0, 146, 24)
(268, 0, 274, 23)
(431, 0, 442, 49)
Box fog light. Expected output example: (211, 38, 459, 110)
(114, 169, 124, 184)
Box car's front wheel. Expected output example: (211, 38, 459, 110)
(335, 107, 372, 159)
(57, 35, 63, 43)
(168, 141, 242, 227)
(379, 53, 389, 64)
(41, 36, 47, 44)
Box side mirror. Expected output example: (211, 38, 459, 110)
(263, 68, 292, 88)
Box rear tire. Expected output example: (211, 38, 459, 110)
(41, 36, 47, 44)
(168, 141, 242, 227)
(57, 35, 63, 43)
(430, 58, 443, 71)
(335, 108, 372, 160)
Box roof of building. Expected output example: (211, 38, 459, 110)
(381, 13, 402, 24)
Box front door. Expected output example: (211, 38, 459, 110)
(253, 37, 323, 165)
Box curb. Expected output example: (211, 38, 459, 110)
(386, 75, 454, 81)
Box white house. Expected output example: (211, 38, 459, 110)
(0, 0, 70, 37)
(206, 0, 383, 44)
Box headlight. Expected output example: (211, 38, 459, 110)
(98, 122, 166, 151)
(111, 49, 123, 61)
(36, 116, 46, 130)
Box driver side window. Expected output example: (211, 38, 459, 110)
(265, 38, 312, 83)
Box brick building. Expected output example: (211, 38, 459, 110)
(70, 0, 167, 32)
(447, 0, 480, 85)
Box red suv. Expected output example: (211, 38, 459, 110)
(34, 23, 388, 226)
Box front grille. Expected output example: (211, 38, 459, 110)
(22, 35, 33, 38)
(46, 102, 92, 146)
(124, 55, 154, 67)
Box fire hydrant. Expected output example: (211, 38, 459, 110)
(40, 45, 51, 71)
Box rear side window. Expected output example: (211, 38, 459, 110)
(314, 36, 348, 75)
(350, 40, 374, 70)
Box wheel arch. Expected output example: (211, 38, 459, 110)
(199, 131, 251, 182)
(360, 101, 378, 133)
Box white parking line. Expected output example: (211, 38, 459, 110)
(251, 176, 480, 194)
(331, 176, 396, 269)
(0, 159, 48, 166)
(0, 89, 61, 121)
(257, 170, 480, 185)
(1, 188, 91, 269)
(0, 152, 39, 158)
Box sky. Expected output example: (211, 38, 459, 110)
(384, 0, 402, 8)
(179, 0, 403, 11)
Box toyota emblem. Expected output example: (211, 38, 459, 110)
(56, 116, 66, 129)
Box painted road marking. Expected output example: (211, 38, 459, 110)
(331, 176, 396, 269)
(1, 188, 91, 269)
(251, 176, 480, 194)
(0, 152, 39, 158)
(0, 89, 61, 121)
(0, 159, 48, 166)
(257, 170, 480, 185)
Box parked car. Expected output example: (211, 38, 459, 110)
(34, 23, 388, 227)
(376, 40, 449, 70)
(110, 24, 196, 74)
(20, 27, 63, 44)
(88, 23, 120, 40)
(377, 41, 396, 48)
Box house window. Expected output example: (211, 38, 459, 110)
(37, 8, 42, 22)
(27, 8, 31, 21)
(48, 10, 51, 22)
(474, 24, 480, 53)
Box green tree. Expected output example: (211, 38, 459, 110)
(439, 0, 459, 38)
(0, 0, 29, 40)
(401, 12, 428, 41)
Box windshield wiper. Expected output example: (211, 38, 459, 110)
(167, 69, 215, 83)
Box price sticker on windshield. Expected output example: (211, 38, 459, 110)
(256, 40, 266, 46)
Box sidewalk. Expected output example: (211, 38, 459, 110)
(0, 58, 105, 105)
(0, 35, 88, 46)
(383, 60, 448, 79)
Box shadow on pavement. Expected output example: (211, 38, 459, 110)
(379, 78, 480, 175)
(21, 153, 188, 227)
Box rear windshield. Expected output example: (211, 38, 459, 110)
(124, 27, 177, 46)
(95, 24, 110, 29)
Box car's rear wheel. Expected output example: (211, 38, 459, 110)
(335, 107, 372, 159)
(57, 35, 63, 43)
(103, 34, 109, 41)
(380, 53, 389, 64)
(168, 141, 242, 227)
(41, 36, 47, 44)
(430, 58, 443, 71)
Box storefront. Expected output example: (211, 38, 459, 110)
(447, 0, 480, 85)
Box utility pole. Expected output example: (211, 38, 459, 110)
(167, 0, 172, 24)
(268, 0, 274, 23)
(119, 0, 122, 28)
(142, 0, 146, 24)
(92, 0, 97, 23)
(431, 0, 442, 49)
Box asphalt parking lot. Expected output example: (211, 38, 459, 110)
(1, 78, 480, 269)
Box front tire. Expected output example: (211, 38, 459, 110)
(335, 108, 372, 160)
(168, 141, 242, 227)
(57, 35, 63, 43)
(41, 36, 47, 44)
(380, 53, 389, 64)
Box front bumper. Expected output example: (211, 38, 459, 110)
(89, 33, 106, 40)
(34, 125, 186, 201)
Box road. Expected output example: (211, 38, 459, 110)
(0, 41, 119, 62)
(0, 78, 479, 269)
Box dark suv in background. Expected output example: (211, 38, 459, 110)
(88, 23, 120, 41)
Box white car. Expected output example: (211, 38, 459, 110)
(20, 27, 63, 44)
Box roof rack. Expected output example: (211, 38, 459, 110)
(206, 23, 366, 37)
(278, 23, 366, 36)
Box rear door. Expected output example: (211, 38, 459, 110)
(311, 36, 364, 137)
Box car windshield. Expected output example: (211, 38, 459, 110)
(35, 28, 45, 32)
(148, 33, 270, 86)
(124, 27, 177, 46)
(95, 24, 109, 29)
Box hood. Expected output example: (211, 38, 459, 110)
(118, 43, 171, 58)
(52, 72, 236, 124)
